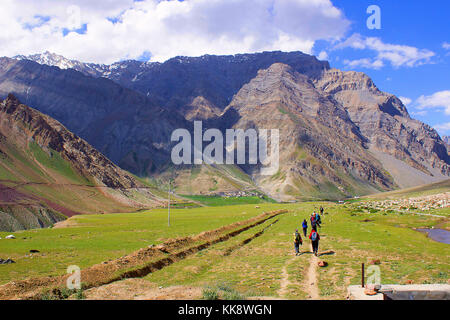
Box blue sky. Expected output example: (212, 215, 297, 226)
(315, 0, 450, 135)
(0, 0, 449, 135)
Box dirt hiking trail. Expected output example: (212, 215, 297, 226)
(277, 256, 296, 298)
(305, 254, 319, 299)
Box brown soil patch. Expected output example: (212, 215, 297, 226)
(83, 278, 202, 300)
(42, 199, 80, 217)
(277, 257, 296, 298)
(0, 183, 34, 202)
(305, 255, 319, 299)
(0, 181, 81, 217)
(53, 217, 79, 229)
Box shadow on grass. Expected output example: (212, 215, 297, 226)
(297, 251, 314, 256)
(318, 250, 335, 257)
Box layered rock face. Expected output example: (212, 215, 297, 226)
(0, 204, 65, 232)
(0, 94, 146, 189)
(0, 95, 163, 230)
(4, 51, 450, 198)
(0, 57, 189, 176)
(16, 51, 330, 120)
(443, 136, 450, 152)
(315, 69, 449, 188)
(221, 63, 395, 199)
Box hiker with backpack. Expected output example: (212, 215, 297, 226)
(294, 229, 303, 256)
(309, 228, 320, 256)
(310, 212, 317, 230)
(315, 211, 321, 228)
(320, 206, 324, 215)
(302, 219, 308, 237)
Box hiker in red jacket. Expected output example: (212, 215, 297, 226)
(309, 229, 320, 256)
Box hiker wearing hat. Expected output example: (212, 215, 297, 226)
(294, 229, 303, 256)
(309, 228, 320, 256)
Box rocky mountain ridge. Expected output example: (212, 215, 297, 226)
(0, 94, 164, 230)
(315, 68, 449, 188)
(220, 63, 395, 199)
(443, 135, 450, 149)
(0, 57, 191, 176)
(3, 51, 449, 198)
(14, 51, 330, 119)
(1, 94, 147, 189)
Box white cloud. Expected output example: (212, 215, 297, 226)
(336, 33, 435, 69)
(443, 42, 450, 50)
(416, 90, 450, 115)
(343, 58, 383, 69)
(317, 51, 328, 61)
(399, 96, 412, 106)
(434, 122, 450, 134)
(0, 0, 350, 64)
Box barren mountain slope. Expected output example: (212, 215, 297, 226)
(0, 57, 189, 177)
(315, 69, 449, 188)
(5, 51, 450, 198)
(220, 63, 395, 200)
(14, 51, 330, 120)
(0, 95, 164, 231)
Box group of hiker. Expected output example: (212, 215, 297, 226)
(294, 206, 323, 257)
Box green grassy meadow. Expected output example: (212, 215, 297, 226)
(140, 203, 449, 299)
(0, 198, 448, 299)
(0, 203, 284, 284)
(181, 195, 276, 206)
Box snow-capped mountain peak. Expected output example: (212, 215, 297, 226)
(11, 52, 155, 80)
(13, 51, 84, 70)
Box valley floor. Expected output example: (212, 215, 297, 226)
(0, 199, 448, 300)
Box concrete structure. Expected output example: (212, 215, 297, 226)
(348, 284, 450, 300)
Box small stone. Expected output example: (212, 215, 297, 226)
(364, 288, 377, 296)
(318, 261, 328, 267)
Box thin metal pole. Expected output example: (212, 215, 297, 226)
(168, 181, 171, 227)
(361, 263, 365, 288)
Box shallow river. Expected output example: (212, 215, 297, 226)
(417, 228, 450, 244)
